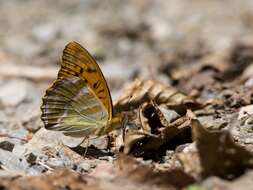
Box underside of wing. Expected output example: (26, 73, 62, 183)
(41, 76, 108, 137)
(58, 41, 113, 120)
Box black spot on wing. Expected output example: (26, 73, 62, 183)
(83, 78, 88, 83)
(87, 67, 97, 73)
(98, 96, 106, 99)
(93, 80, 102, 89)
(97, 88, 105, 94)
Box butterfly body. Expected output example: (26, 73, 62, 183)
(41, 42, 123, 138)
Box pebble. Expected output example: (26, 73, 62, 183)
(25, 153, 37, 165)
(0, 141, 15, 152)
(101, 61, 137, 81)
(78, 162, 91, 172)
(0, 149, 41, 175)
(159, 106, 180, 123)
(46, 158, 66, 168)
(0, 80, 28, 107)
(244, 77, 253, 87)
(4, 36, 42, 58)
(0, 80, 39, 107)
(32, 23, 59, 43)
(238, 105, 253, 120)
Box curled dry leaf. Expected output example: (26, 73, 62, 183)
(114, 79, 199, 114)
(123, 101, 193, 157)
(192, 119, 253, 180)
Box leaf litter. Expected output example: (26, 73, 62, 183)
(1, 1, 253, 190)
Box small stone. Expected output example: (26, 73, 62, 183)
(175, 143, 192, 153)
(0, 149, 41, 175)
(244, 138, 253, 144)
(0, 141, 15, 152)
(26, 153, 37, 165)
(46, 158, 65, 168)
(0, 80, 37, 107)
(78, 162, 91, 172)
(159, 106, 180, 123)
(61, 135, 84, 148)
(89, 136, 109, 150)
(4, 36, 42, 58)
(238, 105, 253, 120)
(101, 61, 137, 81)
(0, 80, 27, 107)
(0, 111, 8, 124)
(244, 77, 253, 87)
(243, 64, 253, 81)
(32, 23, 59, 43)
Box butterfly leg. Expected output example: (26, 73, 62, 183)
(83, 138, 90, 157)
(74, 136, 90, 157)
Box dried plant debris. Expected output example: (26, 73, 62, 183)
(123, 101, 193, 159)
(222, 43, 253, 80)
(2, 1, 253, 189)
(0, 156, 195, 190)
(0, 146, 199, 189)
(176, 150, 202, 181)
(116, 154, 195, 189)
(171, 42, 253, 88)
(192, 119, 253, 180)
(201, 170, 253, 190)
(170, 51, 230, 91)
(114, 79, 200, 114)
(0, 170, 91, 190)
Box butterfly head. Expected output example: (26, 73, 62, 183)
(95, 113, 128, 136)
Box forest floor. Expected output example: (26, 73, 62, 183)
(0, 0, 253, 189)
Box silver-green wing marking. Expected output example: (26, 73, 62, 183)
(41, 76, 108, 137)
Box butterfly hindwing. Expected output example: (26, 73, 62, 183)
(41, 76, 108, 137)
(58, 42, 113, 120)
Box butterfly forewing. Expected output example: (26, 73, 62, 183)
(41, 76, 108, 137)
(58, 42, 113, 120)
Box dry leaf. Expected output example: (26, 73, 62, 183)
(123, 101, 193, 158)
(0, 170, 92, 190)
(176, 150, 202, 180)
(114, 79, 199, 114)
(116, 154, 195, 189)
(192, 119, 253, 180)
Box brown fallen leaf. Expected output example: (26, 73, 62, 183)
(0, 165, 160, 190)
(176, 151, 202, 180)
(0, 170, 93, 190)
(0, 158, 194, 190)
(221, 86, 253, 108)
(192, 119, 253, 180)
(201, 170, 253, 190)
(171, 51, 229, 87)
(123, 101, 193, 158)
(222, 43, 253, 80)
(114, 79, 200, 114)
(172, 42, 253, 86)
(116, 154, 195, 189)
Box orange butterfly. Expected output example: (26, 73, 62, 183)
(41, 42, 125, 137)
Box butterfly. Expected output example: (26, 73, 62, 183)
(41, 41, 125, 138)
